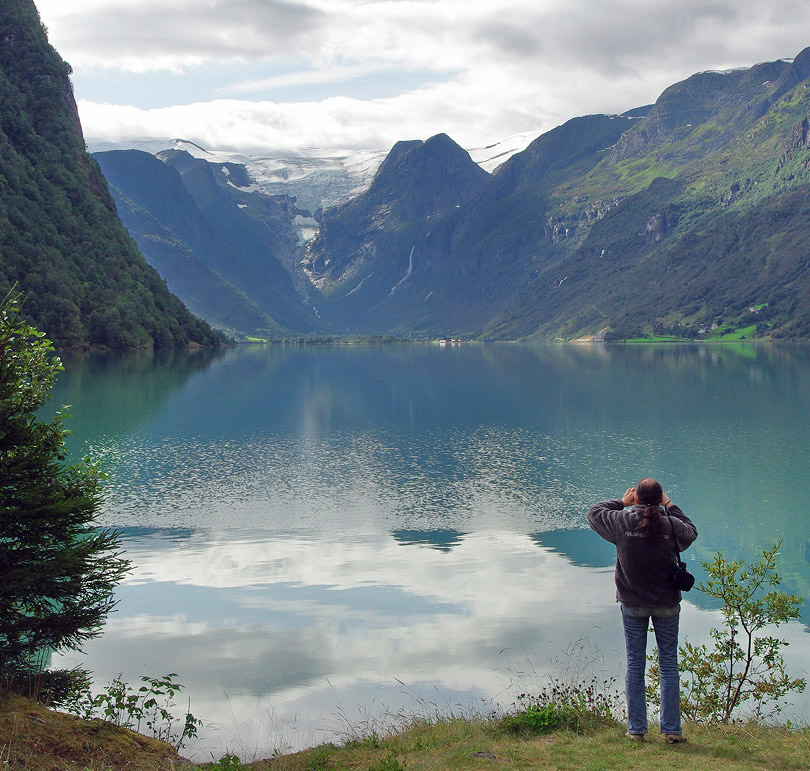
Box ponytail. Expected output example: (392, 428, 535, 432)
(633, 477, 667, 538)
(636, 503, 667, 537)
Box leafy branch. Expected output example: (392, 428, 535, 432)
(65, 672, 202, 750)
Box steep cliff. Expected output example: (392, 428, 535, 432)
(0, 0, 221, 347)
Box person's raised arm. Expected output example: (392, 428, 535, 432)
(663, 494, 697, 548)
(587, 492, 629, 544)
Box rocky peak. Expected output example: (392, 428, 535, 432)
(157, 148, 199, 174)
(347, 132, 490, 228)
(373, 139, 422, 179)
(773, 46, 810, 91)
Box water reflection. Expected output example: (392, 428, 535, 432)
(53, 347, 225, 440)
(46, 343, 810, 757)
(50, 344, 810, 559)
(49, 341, 810, 596)
(392, 530, 467, 551)
(532, 529, 618, 569)
(55, 528, 810, 761)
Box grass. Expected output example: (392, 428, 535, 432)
(0, 691, 179, 770)
(702, 325, 758, 341)
(3, 691, 809, 771)
(617, 328, 766, 343)
(193, 717, 810, 771)
(200, 719, 810, 771)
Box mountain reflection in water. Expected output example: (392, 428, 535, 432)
(49, 343, 810, 759)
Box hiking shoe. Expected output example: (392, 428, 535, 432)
(665, 734, 687, 744)
(625, 732, 645, 741)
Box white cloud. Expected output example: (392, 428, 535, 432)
(231, 63, 397, 93)
(38, 0, 326, 70)
(36, 0, 810, 152)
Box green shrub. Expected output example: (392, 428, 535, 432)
(212, 754, 244, 770)
(648, 541, 806, 723)
(500, 700, 574, 734)
(64, 672, 202, 750)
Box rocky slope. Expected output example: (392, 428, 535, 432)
(95, 148, 319, 336)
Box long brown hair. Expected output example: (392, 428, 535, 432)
(634, 477, 667, 537)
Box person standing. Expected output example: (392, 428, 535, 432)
(587, 478, 697, 743)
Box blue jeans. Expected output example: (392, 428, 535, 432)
(621, 603, 682, 735)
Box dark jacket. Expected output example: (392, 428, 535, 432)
(587, 500, 698, 607)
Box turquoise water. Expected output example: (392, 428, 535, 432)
(49, 343, 810, 759)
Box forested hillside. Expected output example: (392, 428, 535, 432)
(0, 0, 221, 348)
(483, 50, 810, 341)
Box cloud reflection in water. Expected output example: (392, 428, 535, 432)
(56, 528, 810, 760)
(57, 529, 620, 758)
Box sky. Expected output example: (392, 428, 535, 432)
(34, 0, 810, 155)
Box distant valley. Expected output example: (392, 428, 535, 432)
(90, 49, 810, 342)
(89, 133, 537, 339)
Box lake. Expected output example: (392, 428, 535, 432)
(48, 342, 810, 760)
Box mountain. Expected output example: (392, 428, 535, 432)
(157, 149, 318, 332)
(82, 47, 810, 342)
(82, 135, 540, 339)
(302, 118, 635, 334)
(86, 138, 388, 220)
(296, 134, 497, 331)
(0, 0, 221, 348)
(92, 151, 282, 336)
(84, 134, 534, 215)
(301, 50, 810, 340)
(94, 149, 319, 336)
(484, 51, 810, 341)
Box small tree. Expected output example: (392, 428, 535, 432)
(0, 291, 129, 681)
(648, 541, 806, 723)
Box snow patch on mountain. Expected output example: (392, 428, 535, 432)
(86, 133, 535, 203)
(467, 132, 537, 172)
(86, 133, 539, 243)
(242, 149, 388, 212)
(226, 179, 264, 194)
(293, 214, 319, 243)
